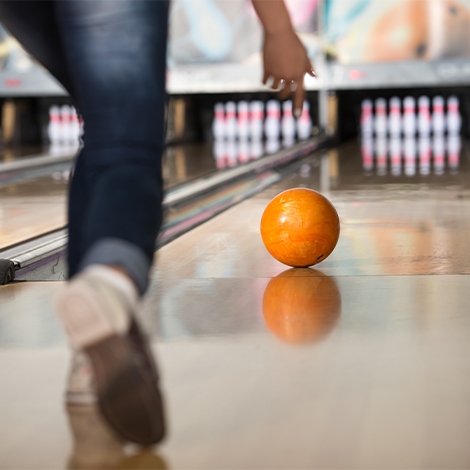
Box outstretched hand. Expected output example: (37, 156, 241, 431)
(262, 29, 315, 116)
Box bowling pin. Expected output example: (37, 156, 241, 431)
(375, 135, 387, 175)
(418, 96, 431, 137)
(249, 101, 264, 140)
(388, 97, 402, 137)
(374, 98, 387, 137)
(432, 96, 445, 135)
(78, 115, 85, 141)
(447, 134, 461, 172)
(281, 100, 296, 142)
(226, 138, 238, 167)
(432, 134, 445, 175)
(70, 107, 80, 148)
(47, 105, 61, 146)
(225, 102, 237, 140)
(212, 103, 226, 140)
(266, 137, 280, 155)
(446, 95, 461, 135)
(404, 137, 416, 176)
(250, 138, 263, 160)
(282, 137, 295, 148)
(361, 135, 373, 173)
(297, 101, 312, 140)
(389, 136, 402, 176)
(237, 101, 249, 140)
(402, 96, 416, 137)
(60, 104, 73, 144)
(213, 140, 226, 169)
(264, 100, 281, 140)
(360, 99, 374, 136)
(238, 138, 250, 163)
(418, 136, 431, 176)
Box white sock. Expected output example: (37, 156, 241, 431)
(82, 264, 139, 309)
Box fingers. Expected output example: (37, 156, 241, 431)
(306, 60, 316, 78)
(293, 77, 305, 118)
(262, 70, 269, 85)
(271, 77, 282, 91)
(278, 80, 292, 100)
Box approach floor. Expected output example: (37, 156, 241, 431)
(1, 137, 470, 468)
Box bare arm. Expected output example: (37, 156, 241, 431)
(252, 0, 315, 116)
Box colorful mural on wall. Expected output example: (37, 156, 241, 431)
(324, 0, 470, 63)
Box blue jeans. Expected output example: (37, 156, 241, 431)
(0, 0, 169, 294)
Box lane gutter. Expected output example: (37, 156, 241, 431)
(0, 134, 330, 283)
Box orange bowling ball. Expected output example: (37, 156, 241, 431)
(262, 269, 341, 344)
(260, 188, 340, 267)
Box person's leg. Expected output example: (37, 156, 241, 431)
(53, 0, 169, 444)
(55, 0, 168, 294)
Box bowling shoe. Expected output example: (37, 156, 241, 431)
(66, 350, 96, 406)
(56, 266, 165, 445)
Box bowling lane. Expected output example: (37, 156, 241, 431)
(3, 139, 470, 468)
(153, 138, 470, 279)
(0, 143, 224, 250)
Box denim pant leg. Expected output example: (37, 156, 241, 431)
(55, 0, 169, 294)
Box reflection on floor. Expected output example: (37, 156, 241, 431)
(2, 140, 470, 468)
(0, 143, 226, 250)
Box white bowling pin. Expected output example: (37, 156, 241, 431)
(418, 96, 431, 136)
(264, 100, 281, 140)
(388, 97, 402, 137)
(360, 99, 374, 136)
(225, 102, 237, 140)
(282, 137, 295, 148)
(447, 134, 461, 171)
(281, 100, 296, 142)
(250, 138, 263, 160)
(238, 138, 249, 163)
(446, 95, 461, 135)
(237, 101, 249, 140)
(389, 136, 402, 176)
(213, 140, 226, 169)
(374, 98, 387, 137)
(47, 105, 61, 146)
(212, 103, 225, 140)
(375, 135, 387, 175)
(266, 137, 280, 155)
(297, 101, 312, 140)
(432, 96, 445, 135)
(361, 136, 373, 173)
(226, 138, 238, 167)
(60, 104, 73, 143)
(403, 96, 416, 137)
(404, 137, 416, 176)
(433, 134, 445, 175)
(418, 136, 431, 176)
(79, 115, 85, 140)
(70, 107, 80, 148)
(249, 101, 264, 140)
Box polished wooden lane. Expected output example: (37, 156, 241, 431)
(0, 176, 68, 249)
(2, 139, 470, 468)
(0, 143, 221, 250)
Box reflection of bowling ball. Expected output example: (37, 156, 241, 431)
(260, 188, 340, 267)
(263, 269, 341, 344)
